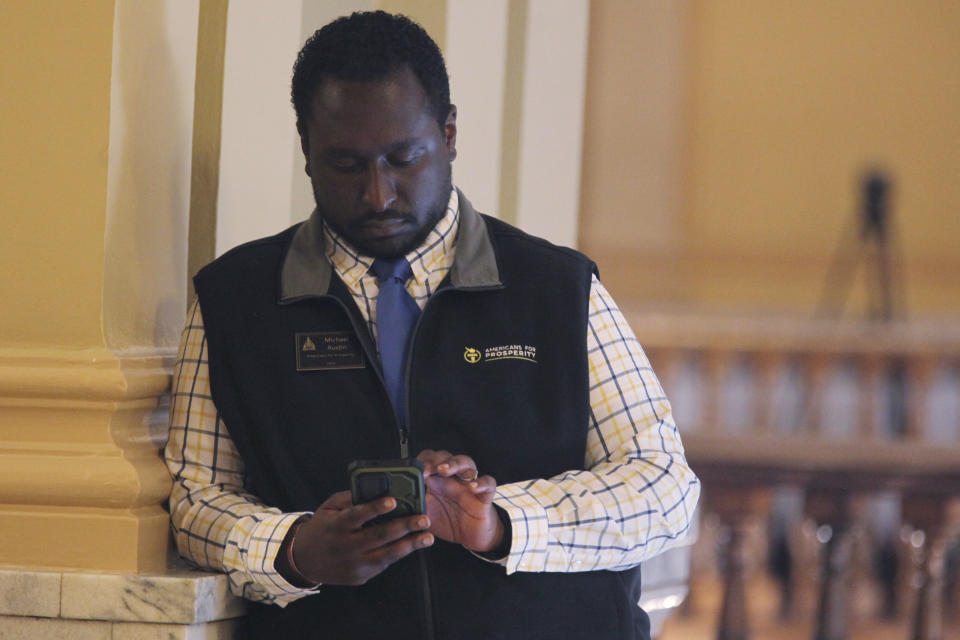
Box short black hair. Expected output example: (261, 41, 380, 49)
(291, 11, 450, 137)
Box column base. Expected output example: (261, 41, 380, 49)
(0, 565, 245, 639)
(0, 505, 169, 573)
(0, 348, 175, 573)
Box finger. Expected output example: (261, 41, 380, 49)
(361, 514, 431, 548)
(436, 454, 477, 479)
(469, 475, 498, 503)
(455, 468, 479, 482)
(365, 530, 435, 570)
(318, 490, 354, 511)
(425, 471, 474, 496)
(416, 449, 453, 474)
(345, 496, 399, 529)
(341, 530, 435, 585)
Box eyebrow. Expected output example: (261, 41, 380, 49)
(324, 138, 425, 157)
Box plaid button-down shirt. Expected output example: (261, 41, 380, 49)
(166, 189, 700, 605)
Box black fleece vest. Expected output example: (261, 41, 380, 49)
(194, 215, 650, 640)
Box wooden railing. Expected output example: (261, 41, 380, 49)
(624, 307, 960, 640)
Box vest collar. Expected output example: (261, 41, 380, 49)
(279, 189, 502, 302)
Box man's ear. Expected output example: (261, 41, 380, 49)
(444, 104, 457, 161)
(298, 129, 312, 177)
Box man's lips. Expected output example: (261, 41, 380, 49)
(356, 214, 412, 236)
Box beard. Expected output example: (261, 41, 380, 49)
(313, 165, 452, 260)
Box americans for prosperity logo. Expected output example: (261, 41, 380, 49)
(463, 344, 537, 364)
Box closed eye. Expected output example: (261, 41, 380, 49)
(329, 157, 364, 173)
(387, 150, 424, 168)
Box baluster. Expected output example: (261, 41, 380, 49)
(703, 349, 735, 433)
(769, 488, 810, 621)
(788, 517, 822, 620)
(905, 356, 937, 442)
(947, 539, 960, 625)
(858, 353, 886, 440)
(901, 492, 960, 640)
(805, 486, 867, 640)
(710, 487, 771, 640)
(753, 351, 783, 435)
(803, 354, 832, 435)
(898, 523, 919, 622)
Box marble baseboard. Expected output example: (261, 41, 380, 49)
(0, 616, 111, 640)
(59, 570, 244, 623)
(0, 616, 239, 640)
(0, 567, 244, 639)
(0, 569, 61, 618)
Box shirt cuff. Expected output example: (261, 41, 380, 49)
(224, 511, 319, 606)
(492, 484, 551, 574)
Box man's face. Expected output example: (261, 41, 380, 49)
(301, 66, 457, 259)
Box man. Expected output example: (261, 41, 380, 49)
(166, 11, 699, 640)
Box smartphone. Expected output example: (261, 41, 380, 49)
(348, 458, 426, 527)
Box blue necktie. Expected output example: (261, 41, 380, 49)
(371, 258, 421, 424)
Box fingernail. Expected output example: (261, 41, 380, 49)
(438, 463, 449, 472)
(417, 517, 429, 528)
(420, 534, 434, 547)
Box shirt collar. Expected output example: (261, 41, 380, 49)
(279, 188, 501, 302)
(323, 189, 459, 291)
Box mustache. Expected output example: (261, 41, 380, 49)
(353, 209, 414, 227)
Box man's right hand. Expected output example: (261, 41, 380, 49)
(285, 490, 434, 586)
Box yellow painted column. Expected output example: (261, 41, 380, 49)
(0, 1, 196, 573)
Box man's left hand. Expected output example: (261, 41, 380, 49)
(416, 449, 503, 553)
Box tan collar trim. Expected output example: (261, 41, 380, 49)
(279, 189, 501, 302)
(449, 192, 502, 289)
(279, 207, 332, 302)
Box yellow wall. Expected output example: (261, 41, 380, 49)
(579, 0, 687, 302)
(0, 0, 195, 573)
(0, 2, 115, 348)
(104, 0, 198, 349)
(580, 1, 960, 317)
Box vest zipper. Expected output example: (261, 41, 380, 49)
(402, 283, 500, 456)
(400, 287, 452, 441)
(403, 290, 450, 640)
(399, 281, 501, 441)
(323, 294, 430, 636)
(402, 283, 500, 640)
(417, 551, 436, 640)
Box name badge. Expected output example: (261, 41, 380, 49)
(295, 331, 365, 371)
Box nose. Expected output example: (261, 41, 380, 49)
(361, 163, 397, 212)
